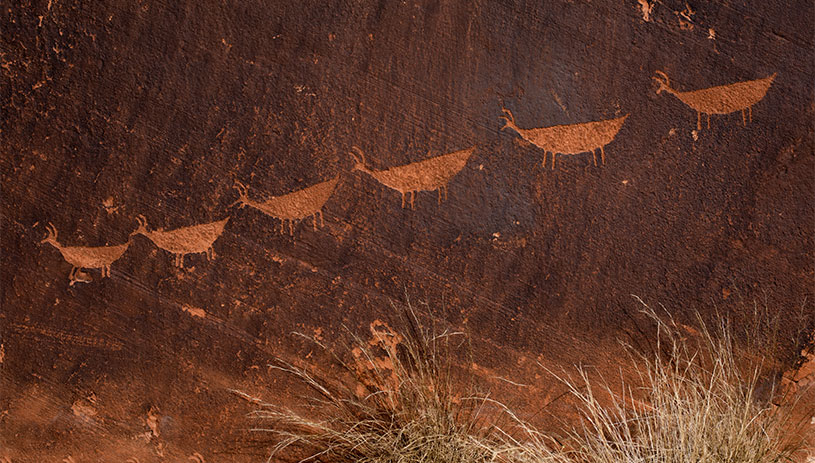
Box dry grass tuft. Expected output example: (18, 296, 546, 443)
(509, 297, 811, 463)
(245, 306, 511, 463)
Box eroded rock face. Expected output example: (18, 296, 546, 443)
(2, 0, 813, 460)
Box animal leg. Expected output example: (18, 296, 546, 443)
(748, 106, 752, 122)
(410, 191, 416, 210)
(207, 247, 214, 260)
(401, 193, 406, 208)
(600, 146, 605, 165)
(312, 214, 318, 231)
(593, 149, 598, 167)
(103, 265, 110, 278)
(68, 267, 78, 285)
(697, 112, 701, 131)
(288, 220, 294, 236)
(742, 109, 746, 126)
(552, 153, 557, 171)
(443, 185, 448, 201)
(437, 188, 442, 205)
(707, 113, 711, 129)
(319, 210, 325, 227)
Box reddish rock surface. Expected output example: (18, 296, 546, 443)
(2, 0, 813, 461)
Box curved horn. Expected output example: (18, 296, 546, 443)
(231, 181, 249, 208)
(234, 180, 248, 196)
(47, 222, 57, 238)
(499, 107, 517, 131)
(501, 107, 515, 122)
(137, 214, 147, 228)
(350, 146, 366, 165)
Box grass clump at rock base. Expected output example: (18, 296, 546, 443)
(508, 298, 812, 463)
(237, 298, 812, 463)
(243, 306, 511, 463)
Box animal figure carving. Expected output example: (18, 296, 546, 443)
(500, 108, 627, 169)
(40, 223, 130, 285)
(653, 71, 776, 130)
(350, 146, 474, 209)
(131, 216, 228, 268)
(233, 176, 339, 235)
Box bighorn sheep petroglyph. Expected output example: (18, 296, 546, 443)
(131, 215, 228, 268)
(40, 223, 130, 285)
(232, 177, 339, 235)
(500, 108, 627, 169)
(653, 70, 776, 130)
(350, 146, 474, 209)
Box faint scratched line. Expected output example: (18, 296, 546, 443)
(8, 323, 123, 351)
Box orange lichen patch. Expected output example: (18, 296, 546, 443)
(146, 407, 160, 438)
(784, 341, 815, 393)
(653, 71, 776, 130)
(131, 216, 228, 268)
(102, 196, 118, 214)
(70, 399, 98, 426)
(349, 320, 404, 396)
(367, 319, 403, 354)
(500, 108, 627, 169)
(351, 146, 474, 209)
(181, 305, 206, 318)
(40, 223, 130, 285)
(233, 176, 338, 235)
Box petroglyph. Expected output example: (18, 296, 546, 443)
(233, 176, 338, 235)
(637, 0, 654, 21)
(132, 216, 228, 268)
(40, 223, 130, 285)
(351, 146, 474, 209)
(188, 453, 206, 463)
(8, 322, 124, 351)
(500, 109, 627, 169)
(653, 70, 776, 131)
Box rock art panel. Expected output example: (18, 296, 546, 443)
(653, 71, 776, 131)
(350, 146, 474, 209)
(500, 108, 627, 169)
